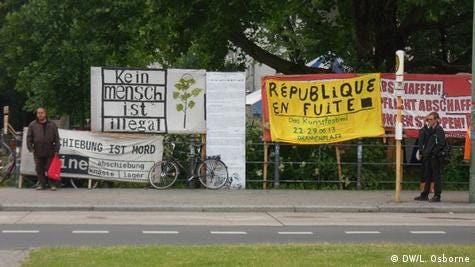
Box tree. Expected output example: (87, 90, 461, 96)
(0, 0, 471, 126)
(144, 0, 472, 73)
(342, 0, 472, 72)
(0, 0, 30, 128)
(0, 0, 154, 126)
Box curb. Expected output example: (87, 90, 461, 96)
(294, 205, 379, 213)
(378, 204, 475, 214)
(1, 204, 474, 213)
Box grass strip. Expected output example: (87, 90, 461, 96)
(22, 243, 475, 267)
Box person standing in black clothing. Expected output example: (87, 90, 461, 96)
(416, 116, 430, 160)
(416, 116, 430, 186)
(414, 112, 446, 202)
(26, 107, 60, 190)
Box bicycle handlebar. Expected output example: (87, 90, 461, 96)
(168, 142, 203, 150)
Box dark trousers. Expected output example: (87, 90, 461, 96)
(34, 156, 58, 187)
(421, 157, 442, 197)
(420, 160, 431, 184)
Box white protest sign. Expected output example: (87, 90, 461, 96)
(166, 69, 206, 133)
(206, 72, 246, 189)
(380, 74, 471, 138)
(91, 67, 205, 134)
(20, 128, 163, 182)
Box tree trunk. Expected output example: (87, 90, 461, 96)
(372, 0, 398, 71)
(351, 0, 400, 71)
(227, 31, 329, 75)
(351, 0, 372, 69)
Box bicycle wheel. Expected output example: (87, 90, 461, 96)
(70, 178, 99, 189)
(148, 160, 179, 189)
(197, 158, 228, 189)
(0, 165, 13, 184)
(0, 157, 14, 184)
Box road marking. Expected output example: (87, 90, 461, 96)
(345, 231, 381, 234)
(142, 231, 179, 234)
(278, 232, 313, 235)
(210, 231, 247, 235)
(410, 231, 446, 234)
(1, 230, 39, 234)
(72, 230, 109, 234)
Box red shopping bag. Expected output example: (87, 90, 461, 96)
(47, 154, 62, 181)
(464, 126, 470, 161)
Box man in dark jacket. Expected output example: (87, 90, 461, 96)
(27, 107, 60, 190)
(414, 112, 446, 202)
(416, 117, 430, 161)
(415, 117, 430, 186)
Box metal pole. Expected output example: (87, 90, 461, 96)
(469, 0, 475, 203)
(17, 130, 23, 189)
(15, 134, 22, 188)
(356, 139, 362, 190)
(335, 146, 343, 190)
(263, 141, 268, 189)
(189, 138, 198, 188)
(274, 142, 280, 189)
(3, 106, 8, 134)
(394, 50, 405, 202)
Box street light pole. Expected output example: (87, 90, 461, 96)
(395, 50, 405, 203)
(469, 0, 475, 203)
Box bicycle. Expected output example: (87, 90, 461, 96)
(148, 142, 229, 189)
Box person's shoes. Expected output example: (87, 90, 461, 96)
(414, 195, 429, 201)
(429, 196, 441, 202)
(35, 185, 45, 190)
(50, 186, 57, 191)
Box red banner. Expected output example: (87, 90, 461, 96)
(262, 73, 471, 141)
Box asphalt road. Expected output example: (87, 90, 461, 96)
(0, 224, 474, 249)
(0, 211, 474, 249)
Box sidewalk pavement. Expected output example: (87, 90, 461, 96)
(0, 250, 28, 267)
(0, 188, 474, 213)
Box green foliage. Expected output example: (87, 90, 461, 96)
(143, 0, 472, 73)
(245, 119, 266, 189)
(442, 142, 469, 190)
(0, 0, 156, 125)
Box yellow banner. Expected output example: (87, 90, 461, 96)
(265, 73, 384, 144)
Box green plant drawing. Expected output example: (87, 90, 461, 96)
(173, 74, 203, 129)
